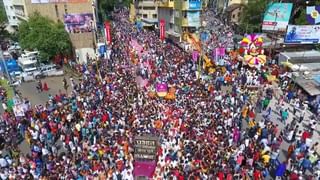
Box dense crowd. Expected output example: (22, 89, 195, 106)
(0, 8, 319, 179)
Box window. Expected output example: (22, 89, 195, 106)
(64, 4, 68, 14)
(169, 23, 173, 29)
(10, 6, 13, 9)
(143, 14, 148, 18)
(12, 16, 16, 19)
(152, 14, 157, 18)
(143, 7, 155, 10)
(232, 14, 235, 19)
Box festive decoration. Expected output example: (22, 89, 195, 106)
(159, 19, 165, 41)
(156, 83, 168, 97)
(104, 21, 112, 44)
(240, 34, 267, 68)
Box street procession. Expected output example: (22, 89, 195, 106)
(0, 0, 320, 179)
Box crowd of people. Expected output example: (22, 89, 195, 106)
(0, 8, 319, 179)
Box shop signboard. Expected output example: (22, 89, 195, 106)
(284, 25, 320, 44)
(189, 0, 201, 10)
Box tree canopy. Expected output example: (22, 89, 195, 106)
(97, 0, 131, 21)
(0, 4, 10, 42)
(239, 0, 270, 34)
(18, 13, 72, 62)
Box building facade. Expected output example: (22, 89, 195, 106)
(24, 0, 95, 50)
(135, 0, 158, 26)
(156, 0, 202, 42)
(3, 0, 28, 28)
(226, 0, 247, 24)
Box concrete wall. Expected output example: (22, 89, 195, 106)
(24, 0, 94, 49)
(158, 7, 174, 31)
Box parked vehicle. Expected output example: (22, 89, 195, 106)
(33, 64, 64, 79)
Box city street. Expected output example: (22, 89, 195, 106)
(16, 75, 75, 106)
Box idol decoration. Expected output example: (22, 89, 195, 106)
(240, 34, 267, 68)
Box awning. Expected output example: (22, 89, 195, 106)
(294, 78, 320, 96)
(167, 30, 181, 37)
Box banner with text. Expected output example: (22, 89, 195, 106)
(284, 25, 320, 44)
(262, 3, 293, 31)
(159, 19, 165, 41)
(134, 136, 158, 161)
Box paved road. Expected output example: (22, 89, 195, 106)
(16, 76, 75, 106)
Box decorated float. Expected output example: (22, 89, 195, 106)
(240, 34, 267, 68)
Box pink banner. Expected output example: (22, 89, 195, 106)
(192, 51, 199, 62)
(214, 48, 225, 62)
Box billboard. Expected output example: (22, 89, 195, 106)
(262, 3, 293, 31)
(189, 0, 201, 10)
(64, 13, 93, 33)
(31, 0, 88, 3)
(187, 11, 200, 27)
(284, 25, 320, 44)
(307, 6, 320, 25)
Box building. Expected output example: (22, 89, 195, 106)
(226, 0, 247, 24)
(3, 0, 28, 28)
(156, 0, 202, 42)
(23, 0, 98, 63)
(157, 0, 180, 40)
(135, 0, 158, 27)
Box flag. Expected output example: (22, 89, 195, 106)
(159, 19, 165, 41)
(104, 21, 111, 44)
(307, 6, 320, 25)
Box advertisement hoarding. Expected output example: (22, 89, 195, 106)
(189, 0, 201, 10)
(31, 0, 88, 3)
(307, 6, 320, 25)
(262, 3, 293, 31)
(64, 13, 93, 34)
(284, 25, 320, 44)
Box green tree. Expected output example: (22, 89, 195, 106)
(18, 13, 72, 62)
(239, 0, 271, 34)
(97, 0, 131, 21)
(0, 4, 10, 41)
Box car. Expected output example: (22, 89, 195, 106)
(33, 64, 64, 79)
(21, 69, 37, 82)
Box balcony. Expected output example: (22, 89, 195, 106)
(139, 1, 158, 7)
(12, 0, 25, 6)
(158, 0, 174, 8)
(181, 18, 188, 26)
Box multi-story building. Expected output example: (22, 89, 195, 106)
(135, 0, 158, 27)
(225, 0, 248, 24)
(157, 0, 202, 42)
(3, 0, 28, 28)
(23, 0, 98, 63)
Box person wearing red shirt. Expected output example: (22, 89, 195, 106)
(253, 169, 262, 180)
